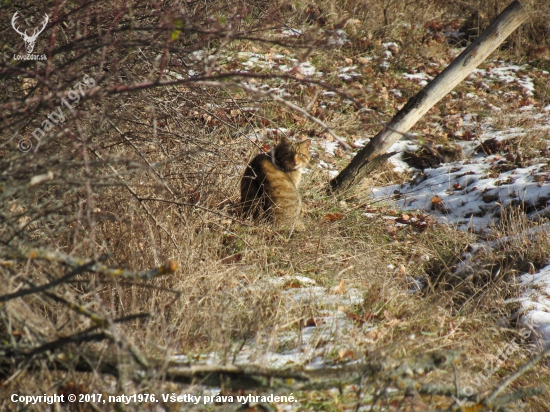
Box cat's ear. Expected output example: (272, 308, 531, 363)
(301, 139, 311, 149)
(280, 136, 292, 145)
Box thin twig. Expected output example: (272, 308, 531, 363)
(0, 258, 100, 303)
(239, 82, 353, 151)
(136, 196, 251, 226)
(485, 345, 550, 404)
(24, 313, 149, 358)
(2, 247, 178, 280)
(89, 147, 183, 253)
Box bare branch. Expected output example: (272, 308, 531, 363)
(2, 248, 178, 280)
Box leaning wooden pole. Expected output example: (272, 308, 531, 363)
(330, 0, 528, 194)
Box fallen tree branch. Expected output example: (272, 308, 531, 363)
(1, 247, 178, 280)
(2, 344, 544, 410)
(330, 0, 529, 194)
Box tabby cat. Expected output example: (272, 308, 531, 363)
(240, 136, 311, 231)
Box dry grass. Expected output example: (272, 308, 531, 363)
(2, 0, 550, 410)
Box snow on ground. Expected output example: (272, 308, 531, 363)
(236, 55, 550, 347)
(513, 263, 550, 343)
(387, 139, 420, 173)
(373, 157, 550, 232)
(373, 98, 550, 232)
(471, 63, 535, 95)
(326, 29, 349, 46)
(234, 51, 320, 77)
(318, 139, 339, 155)
(185, 44, 550, 377)
(371, 59, 550, 344)
(402, 60, 536, 97)
(403, 72, 433, 87)
(172, 274, 371, 374)
(338, 65, 361, 81)
(281, 28, 303, 37)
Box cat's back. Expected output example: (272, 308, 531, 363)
(240, 137, 311, 229)
(245, 152, 276, 176)
(240, 153, 276, 218)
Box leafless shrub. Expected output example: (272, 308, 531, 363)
(1, 0, 331, 400)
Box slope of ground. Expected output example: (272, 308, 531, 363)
(2, 1, 550, 411)
(155, 15, 550, 412)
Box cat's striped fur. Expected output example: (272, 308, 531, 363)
(240, 136, 311, 230)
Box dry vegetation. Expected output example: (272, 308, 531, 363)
(1, 0, 550, 411)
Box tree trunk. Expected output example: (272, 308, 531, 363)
(330, 0, 528, 195)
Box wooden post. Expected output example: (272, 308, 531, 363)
(330, 0, 528, 194)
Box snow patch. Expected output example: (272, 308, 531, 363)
(318, 140, 339, 155)
(281, 28, 302, 37)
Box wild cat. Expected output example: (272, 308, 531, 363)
(240, 136, 311, 231)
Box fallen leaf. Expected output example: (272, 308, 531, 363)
(395, 214, 412, 224)
(431, 195, 448, 212)
(334, 148, 346, 158)
(346, 312, 365, 324)
(188, 192, 200, 203)
(284, 279, 302, 288)
(338, 349, 355, 360)
(324, 213, 344, 221)
(289, 66, 301, 75)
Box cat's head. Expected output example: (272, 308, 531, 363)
(274, 136, 311, 171)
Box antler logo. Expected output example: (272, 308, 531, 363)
(12, 11, 49, 54)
